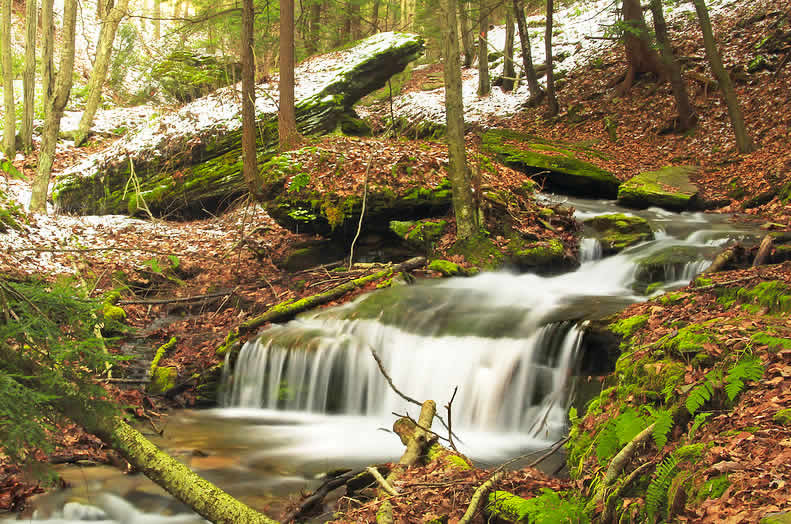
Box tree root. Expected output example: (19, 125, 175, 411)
(459, 471, 505, 524)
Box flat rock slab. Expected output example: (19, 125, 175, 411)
(583, 213, 654, 254)
(481, 129, 621, 199)
(617, 166, 700, 211)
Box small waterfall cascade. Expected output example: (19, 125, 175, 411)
(579, 237, 603, 262)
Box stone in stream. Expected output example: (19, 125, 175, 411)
(583, 213, 654, 255)
(617, 165, 700, 211)
(52, 33, 424, 218)
(480, 129, 621, 199)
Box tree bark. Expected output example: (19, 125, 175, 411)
(278, 0, 299, 151)
(29, 0, 78, 213)
(74, 0, 130, 147)
(752, 234, 773, 267)
(40, 0, 55, 103)
(544, 0, 558, 115)
(477, 0, 490, 96)
(22, 0, 37, 153)
(649, 0, 696, 131)
(617, 0, 665, 95)
(441, 0, 477, 240)
(241, 0, 259, 201)
(153, 0, 161, 40)
(458, 0, 474, 67)
(691, 0, 755, 153)
(307, 0, 322, 55)
(1, 0, 15, 158)
(502, 8, 515, 92)
(513, 0, 543, 104)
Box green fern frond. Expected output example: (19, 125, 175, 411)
(651, 409, 674, 450)
(685, 380, 713, 415)
(596, 420, 619, 463)
(646, 453, 679, 521)
(688, 412, 712, 440)
(616, 408, 647, 446)
(725, 356, 764, 402)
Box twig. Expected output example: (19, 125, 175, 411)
(445, 386, 460, 453)
(526, 435, 570, 468)
(459, 471, 504, 524)
(370, 347, 422, 408)
(119, 290, 234, 305)
(348, 145, 375, 269)
(366, 466, 398, 496)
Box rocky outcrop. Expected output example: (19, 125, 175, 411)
(53, 33, 424, 217)
(481, 129, 621, 199)
(151, 51, 242, 103)
(617, 166, 699, 211)
(584, 213, 654, 254)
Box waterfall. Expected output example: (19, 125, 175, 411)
(579, 237, 603, 262)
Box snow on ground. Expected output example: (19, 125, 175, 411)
(363, 0, 734, 125)
(57, 32, 420, 182)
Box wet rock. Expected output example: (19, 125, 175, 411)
(583, 213, 654, 254)
(617, 166, 699, 211)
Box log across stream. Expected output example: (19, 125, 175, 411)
(17, 197, 761, 522)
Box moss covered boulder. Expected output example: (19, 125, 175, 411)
(390, 219, 447, 252)
(617, 166, 700, 211)
(53, 33, 425, 217)
(507, 237, 574, 273)
(151, 50, 242, 103)
(481, 129, 620, 199)
(584, 213, 654, 254)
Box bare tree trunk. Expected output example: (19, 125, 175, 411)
(22, 0, 37, 153)
(648, 0, 695, 131)
(440, 0, 477, 241)
(29, 0, 78, 213)
(153, 0, 161, 40)
(513, 0, 542, 104)
(279, 0, 299, 151)
(458, 0, 474, 67)
(477, 0, 490, 96)
(544, 0, 558, 115)
(306, 1, 322, 54)
(41, 0, 55, 103)
(691, 0, 755, 153)
(75, 0, 130, 146)
(350, 0, 361, 40)
(1, 0, 15, 158)
(241, 0, 260, 201)
(617, 0, 664, 95)
(502, 8, 515, 91)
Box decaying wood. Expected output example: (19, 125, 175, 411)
(239, 256, 425, 334)
(459, 471, 504, 524)
(590, 423, 655, 511)
(283, 469, 358, 523)
(703, 243, 739, 273)
(753, 234, 774, 267)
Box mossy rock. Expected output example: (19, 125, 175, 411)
(53, 33, 425, 217)
(448, 234, 504, 270)
(507, 237, 572, 273)
(427, 259, 465, 276)
(481, 129, 620, 199)
(761, 512, 791, 524)
(148, 366, 178, 395)
(0, 188, 25, 232)
(390, 219, 447, 251)
(634, 245, 713, 285)
(583, 213, 654, 254)
(617, 166, 700, 211)
(150, 50, 241, 104)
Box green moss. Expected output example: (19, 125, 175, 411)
(661, 324, 716, 356)
(481, 129, 620, 198)
(507, 238, 566, 269)
(428, 259, 463, 277)
(101, 303, 127, 322)
(675, 443, 707, 462)
(617, 166, 699, 211)
(150, 336, 177, 374)
(773, 408, 791, 426)
(584, 213, 654, 253)
(610, 314, 649, 339)
(751, 332, 791, 352)
(736, 281, 791, 314)
(148, 366, 178, 395)
(450, 234, 504, 269)
(390, 219, 447, 250)
(696, 474, 730, 502)
(760, 512, 791, 524)
(658, 292, 686, 305)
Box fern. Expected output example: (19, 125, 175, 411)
(688, 412, 712, 440)
(725, 356, 764, 402)
(596, 420, 620, 463)
(686, 369, 721, 415)
(650, 409, 674, 450)
(616, 408, 647, 446)
(646, 453, 679, 521)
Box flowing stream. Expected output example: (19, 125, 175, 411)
(12, 197, 759, 522)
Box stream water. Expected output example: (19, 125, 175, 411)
(9, 197, 759, 523)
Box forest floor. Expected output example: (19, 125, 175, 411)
(1, 0, 791, 520)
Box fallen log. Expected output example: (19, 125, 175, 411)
(238, 256, 425, 334)
(703, 243, 739, 273)
(753, 234, 774, 267)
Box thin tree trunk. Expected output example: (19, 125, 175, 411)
(648, 0, 695, 131)
(29, 0, 78, 212)
(618, 0, 664, 95)
(513, 0, 542, 104)
(502, 8, 515, 92)
(691, 0, 755, 153)
(279, 0, 299, 151)
(371, 0, 380, 32)
(544, 0, 558, 115)
(241, 0, 260, 200)
(477, 0, 490, 96)
(307, 1, 322, 55)
(441, 0, 477, 240)
(75, 0, 130, 146)
(22, 0, 37, 153)
(1, 0, 15, 158)
(458, 0, 474, 67)
(153, 0, 161, 40)
(350, 0, 361, 40)
(41, 0, 55, 103)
